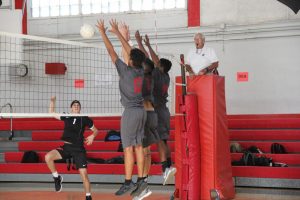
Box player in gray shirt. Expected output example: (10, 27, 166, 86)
(97, 19, 147, 198)
(144, 35, 176, 185)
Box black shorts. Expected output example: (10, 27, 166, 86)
(57, 143, 87, 169)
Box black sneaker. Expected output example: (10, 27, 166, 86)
(86, 195, 92, 200)
(115, 181, 136, 196)
(53, 175, 63, 192)
(130, 180, 148, 198)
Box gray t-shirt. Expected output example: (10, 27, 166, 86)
(142, 73, 154, 103)
(152, 67, 170, 107)
(115, 58, 144, 108)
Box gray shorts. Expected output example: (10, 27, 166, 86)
(155, 105, 170, 140)
(143, 111, 160, 148)
(121, 107, 146, 148)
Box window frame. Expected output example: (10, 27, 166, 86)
(28, 0, 187, 19)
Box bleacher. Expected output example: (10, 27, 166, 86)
(0, 114, 300, 188)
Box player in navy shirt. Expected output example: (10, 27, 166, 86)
(45, 96, 98, 200)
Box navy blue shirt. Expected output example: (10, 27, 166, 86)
(60, 116, 93, 147)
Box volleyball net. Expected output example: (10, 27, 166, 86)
(0, 31, 177, 117)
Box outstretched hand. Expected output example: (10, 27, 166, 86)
(135, 30, 142, 43)
(109, 19, 119, 35)
(119, 22, 130, 41)
(96, 19, 107, 34)
(143, 34, 150, 46)
(50, 96, 56, 102)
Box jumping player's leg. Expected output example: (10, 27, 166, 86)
(45, 149, 64, 192)
(124, 146, 135, 180)
(78, 168, 91, 194)
(143, 146, 151, 177)
(142, 111, 159, 178)
(45, 149, 62, 173)
(135, 144, 145, 178)
(164, 139, 172, 167)
(74, 151, 92, 200)
(158, 140, 167, 165)
(155, 106, 175, 185)
(115, 108, 145, 196)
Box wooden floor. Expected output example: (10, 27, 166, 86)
(0, 183, 300, 200)
(0, 191, 170, 200)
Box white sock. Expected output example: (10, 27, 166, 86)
(52, 172, 59, 178)
(86, 193, 91, 196)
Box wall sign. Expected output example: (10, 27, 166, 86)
(75, 79, 84, 88)
(237, 72, 248, 82)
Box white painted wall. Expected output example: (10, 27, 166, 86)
(200, 0, 299, 26)
(0, 10, 22, 33)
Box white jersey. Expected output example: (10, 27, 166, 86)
(186, 45, 218, 74)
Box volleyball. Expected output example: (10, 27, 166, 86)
(80, 24, 95, 39)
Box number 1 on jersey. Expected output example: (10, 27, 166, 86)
(73, 118, 76, 124)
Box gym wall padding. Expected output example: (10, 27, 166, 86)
(187, 75, 235, 200)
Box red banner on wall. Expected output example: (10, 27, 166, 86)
(237, 72, 249, 82)
(75, 79, 84, 88)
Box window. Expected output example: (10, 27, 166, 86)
(30, 0, 186, 18)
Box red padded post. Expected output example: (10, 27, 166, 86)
(188, 75, 235, 200)
(184, 95, 201, 200)
(174, 77, 183, 198)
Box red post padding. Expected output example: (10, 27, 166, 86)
(175, 77, 184, 198)
(188, 75, 235, 200)
(176, 95, 186, 199)
(184, 95, 201, 200)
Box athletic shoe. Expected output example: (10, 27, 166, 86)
(210, 189, 220, 200)
(53, 175, 63, 192)
(132, 187, 152, 200)
(115, 181, 136, 196)
(130, 180, 148, 198)
(163, 167, 176, 185)
(86, 195, 92, 200)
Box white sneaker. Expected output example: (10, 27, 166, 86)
(132, 187, 152, 200)
(163, 167, 177, 185)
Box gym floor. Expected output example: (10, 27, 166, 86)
(0, 183, 300, 200)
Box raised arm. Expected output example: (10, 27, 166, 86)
(119, 22, 131, 64)
(144, 34, 159, 67)
(109, 19, 132, 57)
(96, 19, 118, 64)
(135, 30, 149, 58)
(49, 96, 60, 120)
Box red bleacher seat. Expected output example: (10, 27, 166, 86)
(4, 152, 175, 163)
(18, 141, 175, 152)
